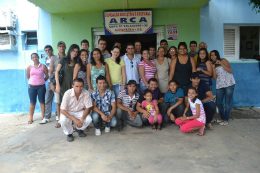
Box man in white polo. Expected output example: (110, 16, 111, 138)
(59, 78, 92, 142)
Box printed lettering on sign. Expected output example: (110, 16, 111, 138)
(103, 10, 153, 35)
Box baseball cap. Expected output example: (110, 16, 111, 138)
(57, 41, 66, 47)
(127, 80, 137, 86)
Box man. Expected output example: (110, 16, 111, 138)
(134, 41, 142, 59)
(160, 39, 168, 57)
(115, 80, 142, 131)
(149, 46, 156, 60)
(88, 38, 110, 63)
(114, 41, 124, 57)
(59, 78, 92, 142)
(193, 42, 211, 62)
(121, 42, 141, 93)
(188, 41, 198, 58)
(91, 75, 117, 136)
(40, 42, 66, 127)
(81, 39, 89, 52)
(136, 78, 168, 125)
(184, 72, 216, 129)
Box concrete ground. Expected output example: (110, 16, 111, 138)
(1, 107, 260, 173)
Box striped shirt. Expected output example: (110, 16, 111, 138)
(118, 89, 140, 112)
(121, 53, 141, 84)
(138, 60, 157, 82)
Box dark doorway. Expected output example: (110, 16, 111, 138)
(101, 34, 157, 54)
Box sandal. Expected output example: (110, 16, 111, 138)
(152, 124, 157, 131)
(28, 120, 33, 124)
(215, 119, 223, 123)
(157, 124, 162, 131)
(55, 123, 61, 128)
(198, 126, 205, 136)
(219, 122, 229, 126)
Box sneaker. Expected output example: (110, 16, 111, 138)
(75, 128, 86, 137)
(39, 119, 50, 124)
(206, 123, 214, 130)
(105, 127, 110, 133)
(67, 134, 74, 142)
(56, 115, 59, 121)
(95, 129, 101, 136)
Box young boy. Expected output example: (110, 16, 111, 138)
(164, 80, 185, 123)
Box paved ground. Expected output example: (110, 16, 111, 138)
(1, 108, 260, 173)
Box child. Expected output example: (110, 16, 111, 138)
(141, 90, 163, 131)
(165, 80, 185, 123)
(175, 87, 206, 136)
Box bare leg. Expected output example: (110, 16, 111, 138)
(170, 113, 175, 121)
(197, 126, 205, 136)
(40, 103, 45, 120)
(56, 103, 60, 120)
(29, 104, 36, 122)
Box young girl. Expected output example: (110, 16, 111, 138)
(175, 87, 206, 136)
(141, 90, 163, 131)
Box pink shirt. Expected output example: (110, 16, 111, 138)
(141, 100, 157, 116)
(61, 88, 92, 113)
(139, 60, 157, 82)
(28, 64, 45, 85)
(188, 98, 206, 124)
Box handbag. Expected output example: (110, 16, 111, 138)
(51, 59, 65, 86)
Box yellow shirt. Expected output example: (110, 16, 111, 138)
(193, 52, 211, 63)
(105, 58, 125, 85)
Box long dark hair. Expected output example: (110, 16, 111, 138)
(65, 44, 80, 65)
(188, 87, 199, 103)
(197, 48, 209, 66)
(111, 46, 121, 64)
(210, 50, 221, 61)
(141, 49, 149, 61)
(90, 48, 105, 66)
(77, 49, 88, 72)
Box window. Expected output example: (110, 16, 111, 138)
(223, 25, 240, 60)
(22, 31, 38, 50)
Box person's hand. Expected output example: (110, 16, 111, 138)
(154, 100, 159, 105)
(74, 118, 83, 128)
(130, 111, 138, 120)
(101, 113, 108, 121)
(167, 108, 172, 116)
(142, 110, 151, 119)
(51, 83, 56, 92)
(153, 115, 157, 123)
(196, 68, 202, 72)
(166, 86, 170, 92)
(56, 85, 61, 94)
(179, 116, 187, 122)
(108, 86, 113, 91)
(215, 60, 221, 65)
(211, 63, 215, 68)
(106, 116, 111, 122)
(128, 109, 134, 119)
(89, 88, 96, 92)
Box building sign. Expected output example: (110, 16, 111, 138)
(166, 24, 178, 40)
(103, 10, 153, 35)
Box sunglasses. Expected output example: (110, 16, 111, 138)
(129, 100, 132, 108)
(130, 61, 133, 68)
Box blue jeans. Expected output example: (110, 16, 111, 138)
(91, 111, 117, 129)
(112, 84, 121, 100)
(140, 82, 148, 93)
(216, 85, 235, 122)
(28, 84, 46, 104)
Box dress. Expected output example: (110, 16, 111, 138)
(154, 57, 171, 93)
(91, 64, 106, 90)
(60, 57, 75, 100)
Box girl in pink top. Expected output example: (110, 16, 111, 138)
(141, 90, 162, 131)
(138, 49, 158, 92)
(175, 87, 206, 136)
(26, 53, 48, 124)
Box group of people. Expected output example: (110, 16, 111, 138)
(26, 38, 235, 142)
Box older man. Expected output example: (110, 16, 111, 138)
(194, 42, 211, 62)
(59, 78, 92, 142)
(91, 75, 117, 136)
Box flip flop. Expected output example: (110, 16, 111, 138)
(28, 120, 33, 124)
(55, 123, 61, 128)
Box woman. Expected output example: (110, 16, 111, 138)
(196, 48, 213, 88)
(138, 49, 158, 92)
(169, 42, 196, 89)
(26, 53, 48, 124)
(105, 46, 126, 99)
(56, 44, 79, 128)
(154, 47, 171, 94)
(168, 46, 178, 61)
(211, 50, 235, 126)
(87, 48, 112, 92)
(73, 49, 88, 90)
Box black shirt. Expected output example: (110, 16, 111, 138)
(137, 88, 163, 104)
(184, 82, 210, 101)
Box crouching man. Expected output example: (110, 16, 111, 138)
(60, 78, 92, 142)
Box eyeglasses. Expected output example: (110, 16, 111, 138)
(99, 43, 106, 46)
(158, 50, 164, 52)
(130, 61, 133, 68)
(129, 100, 132, 108)
(170, 50, 175, 51)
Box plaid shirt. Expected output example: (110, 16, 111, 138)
(91, 89, 115, 114)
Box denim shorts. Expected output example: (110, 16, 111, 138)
(28, 84, 46, 104)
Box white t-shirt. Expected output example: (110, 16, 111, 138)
(188, 98, 206, 124)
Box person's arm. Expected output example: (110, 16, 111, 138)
(108, 102, 117, 120)
(26, 65, 31, 79)
(55, 64, 62, 94)
(184, 96, 188, 106)
(153, 104, 160, 123)
(197, 60, 213, 77)
(183, 101, 190, 115)
(154, 71, 158, 80)
(49, 66, 54, 78)
(73, 64, 80, 80)
(211, 63, 217, 80)
(156, 90, 164, 104)
(202, 91, 214, 103)
(117, 99, 131, 112)
(43, 65, 49, 81)
(87, 63, 95, 92)
(190, 57, 197, 72)
(185, 103, 200, 120)
(138, 64, 149, 87)
(136, 102, 150, 118)
(105, 63, 113, 91)
(60, 109, 83, 128)
(168, 58, 177, 83)
(121, 65, 126, 88)
(169, 98, 183, 111)
(92, 101, 108, 121)
(219, 58, 232, 73)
